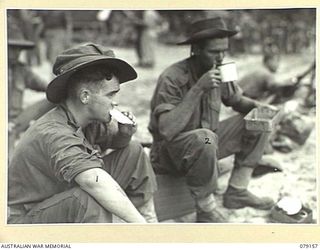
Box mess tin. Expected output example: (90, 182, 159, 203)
(110, 109, 134, 125)
(217, 61, 238, 82)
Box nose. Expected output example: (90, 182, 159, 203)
(111, 101, 118, 108)
(216, 51, 225, 63)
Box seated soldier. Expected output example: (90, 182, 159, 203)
(8, 43, 158, 224)
(148, 17, 277, 223)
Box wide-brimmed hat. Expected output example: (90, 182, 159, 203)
(7, 16, 35, 49)
(177, 17, 238, 45)
(46, 43, 137, 103)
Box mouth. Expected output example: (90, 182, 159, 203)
(106, 113, 112, 123)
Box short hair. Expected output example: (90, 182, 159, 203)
(66, 64, 118, 100)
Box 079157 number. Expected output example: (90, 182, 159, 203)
(300, 244, 319, 248)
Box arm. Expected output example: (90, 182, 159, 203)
(85, 113, 137, 151)
(222, 81, 259, 114)
(158, 69, 221, 141)
(158, 85, 203, 141)
(75, 168, 146, 223)
(46, 124, 145, 223)
(24, 67, 48, 92)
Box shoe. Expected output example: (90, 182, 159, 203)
(196, 208, 228, 223)
(223, 186, 274, 210)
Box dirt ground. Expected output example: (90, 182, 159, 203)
(25, 43, 317, 224)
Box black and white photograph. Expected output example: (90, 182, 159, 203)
(6, 8, 317, 227)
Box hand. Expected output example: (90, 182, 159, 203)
(197, 68, 222, 91)
(118, 111, 137, 136)
(257, 103, 278, 112)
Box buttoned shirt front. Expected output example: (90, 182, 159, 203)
(148, 57, 243, 143)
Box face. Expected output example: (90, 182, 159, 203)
(195, 38, 229, 71)
(87, 73, 120, 123)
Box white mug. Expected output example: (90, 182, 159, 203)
(218, 62, 238, 82)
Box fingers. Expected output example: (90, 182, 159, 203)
(207, 69, 222, 88)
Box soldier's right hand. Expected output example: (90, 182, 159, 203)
(197, 68, 222, 91)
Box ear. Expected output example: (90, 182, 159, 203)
(191, 44, 201, 56)
(79, 89, 90, 104)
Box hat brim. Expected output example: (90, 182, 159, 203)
(8, 39, 35, 49)
(177, 28, 238, 45)
(46, 57, 137, 103)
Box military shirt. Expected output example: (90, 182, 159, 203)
(148, 57, 243, 142)
(8, 104, 130, 207)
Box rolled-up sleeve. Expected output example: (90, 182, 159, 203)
(44, 124, 104, 183)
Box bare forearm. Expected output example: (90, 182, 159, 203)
(159, 85, 204, 141)
(75, 169, 146, 223)
(232, 96, 258, 114)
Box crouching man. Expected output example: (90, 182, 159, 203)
(8, 43, 158, 223)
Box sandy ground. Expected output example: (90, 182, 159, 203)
(25, 43, 317, 224)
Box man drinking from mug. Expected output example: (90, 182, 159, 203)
(148, 17, 276, 223)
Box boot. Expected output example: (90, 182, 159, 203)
(224, 166, 274, 210)
(223, 186, 274, 210)
(195, 194, 228, 223)
(136, 197, 158, 223)
(196, 208, 227, 223)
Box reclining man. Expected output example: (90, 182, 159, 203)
(148, 17, 276, 223)
(8, 43, 158, 223)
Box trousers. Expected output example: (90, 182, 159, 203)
(8, 141, 157, 224)
(151, 114, 270, 199)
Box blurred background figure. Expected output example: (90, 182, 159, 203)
(7, 15, 54, 162)
(8, 10, 44, 66)
(37, 10, 73, 65)
(238, 38, 315, 105)
(238, 38, 315, 153)
(123, 10, 167, 68)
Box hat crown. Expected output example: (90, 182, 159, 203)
(188, 17, 228, 36)
(53, 43, 115, 75)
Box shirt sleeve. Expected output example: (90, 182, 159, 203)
(44, 123, 104, 183)
(153, 75, 184, 118)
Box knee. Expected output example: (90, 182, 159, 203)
(190, 129, 218, 149)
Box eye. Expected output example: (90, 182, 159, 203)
(107, 91, 117, 98)
(105, 72, 113, 81)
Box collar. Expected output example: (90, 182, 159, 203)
(59, 103, 82, 133)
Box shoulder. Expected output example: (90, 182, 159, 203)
(30, 108, 74, 139)
(158, 59, 190, 86)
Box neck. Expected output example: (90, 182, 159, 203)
(65, 99, 90, 128)
(191, 55, 214, 78)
